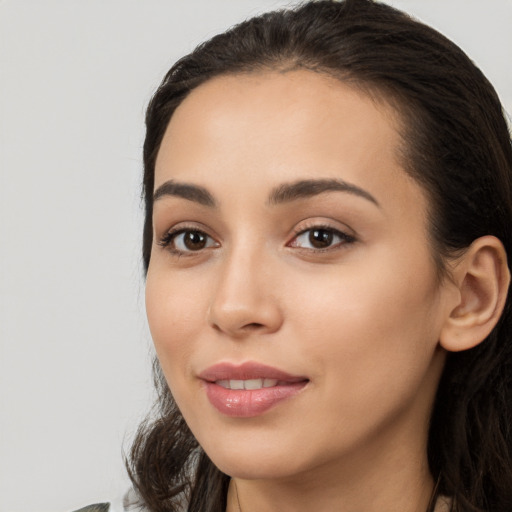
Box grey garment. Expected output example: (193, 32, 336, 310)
(70, 487, 149, 512)
(72, 504, 110, 512)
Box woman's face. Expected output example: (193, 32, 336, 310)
(146, 70, 455, 481)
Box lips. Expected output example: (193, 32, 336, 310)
(199, 362, 309, 418)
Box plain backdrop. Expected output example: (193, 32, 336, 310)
(1, 1, 511, 511)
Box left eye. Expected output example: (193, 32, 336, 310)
(289, 227, 354, 250)
(169, 229, 218, 253)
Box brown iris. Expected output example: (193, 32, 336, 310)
(183, 230, 208, 251)
(309, 229, 334, 248)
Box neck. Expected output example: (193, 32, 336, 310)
(226, 410, 437, 512)
(228, 459, 435, 512)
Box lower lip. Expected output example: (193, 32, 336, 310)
(203, 381, 308, 418)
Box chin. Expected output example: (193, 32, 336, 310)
(208, 453, 305, 480)
(195, 429, 328, 481)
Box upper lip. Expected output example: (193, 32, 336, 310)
(199, 362, 308, 383)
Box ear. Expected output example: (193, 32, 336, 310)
(440, 236, 510, 352)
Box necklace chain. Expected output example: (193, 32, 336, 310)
(234, 479, 242, 512)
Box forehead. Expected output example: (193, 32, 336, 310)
(157, 70, 401, 174)
(154, 70, 424, 218)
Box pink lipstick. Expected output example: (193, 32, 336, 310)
(199, 362, 309, 418)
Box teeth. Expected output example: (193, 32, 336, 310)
(231, 380, 244, 390)
(244, 379, 262, 390)
(216, 378, 279, 390)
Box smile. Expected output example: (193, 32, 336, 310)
(199, 362, 309, 417)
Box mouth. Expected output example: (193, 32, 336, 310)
(199, 362, 309, 418)
(216, 378, 284, 390)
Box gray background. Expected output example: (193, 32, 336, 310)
(1, 1, 511, 511)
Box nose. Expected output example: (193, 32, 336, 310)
(208, 248, 283, 338)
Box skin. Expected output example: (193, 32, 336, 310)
(145, 70, 461, 512)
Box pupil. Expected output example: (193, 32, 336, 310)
(309, 229, 333, 248)
(184, 231, 206, 250)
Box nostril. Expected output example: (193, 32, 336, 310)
(210, 321, 264, 333)
(244, 322, 265, 330)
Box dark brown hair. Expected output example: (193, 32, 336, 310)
(127, 1, 512, 510)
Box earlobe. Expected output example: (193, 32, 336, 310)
(440, 236, 510, 352)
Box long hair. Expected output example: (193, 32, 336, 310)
(127, 1, 512, 510)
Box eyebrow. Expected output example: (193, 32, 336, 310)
(268, 178, 380, 207)
(153, 180, 216, 207)
(152, 177, 379, 209)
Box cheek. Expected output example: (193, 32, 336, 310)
(145, 266, 208, 377)
(288, 245, 440, 336)
(285, 248, 443, 404)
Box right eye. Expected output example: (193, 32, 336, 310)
(159, 229, 219, 254)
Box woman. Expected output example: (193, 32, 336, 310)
(86, 0, 512, 510)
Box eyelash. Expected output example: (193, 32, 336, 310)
(158, 224, 356, 256)
(288, 224, 356, 252)
(158, 226, 218, 256)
